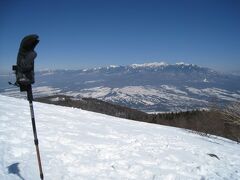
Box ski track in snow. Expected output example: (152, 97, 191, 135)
(0, 95, 240, 180)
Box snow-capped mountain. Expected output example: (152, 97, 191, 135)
(1, 62, 240, 112)
(0, 95, 240, 179)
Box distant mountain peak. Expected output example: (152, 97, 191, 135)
(176, 62, 191, 66)
(128, 62, 200, 69)
(106, 65, 120, 69)
(130, 62, 168, 68)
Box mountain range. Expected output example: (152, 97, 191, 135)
(1, 62, 240, 112)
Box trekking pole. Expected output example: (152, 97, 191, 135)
(27, 85, 44, 180)
(11, 34, 44, 179)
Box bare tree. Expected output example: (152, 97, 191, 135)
(222, 102, 240, 125)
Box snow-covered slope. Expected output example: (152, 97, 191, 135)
(0, 95, 240, 179)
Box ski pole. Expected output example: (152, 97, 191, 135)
(27, 85, 44, 180)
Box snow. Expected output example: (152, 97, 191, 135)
(186, 87, 240, 102)
(130, 62, 168, 68)
(0, 95, 240, 179)
(175, 62, 190, 66)
(160, 85, 188, 95)
(186, 87, 203, 95)
(201, 88, 240, 101)
(203, 78, 209, 83)
(73, 85, 207, 110)
(75, 86, 112, 98)
(50, 97, 66, 102)
(107, 65, 120, 69)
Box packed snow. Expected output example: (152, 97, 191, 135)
(0, 95, 240, 179)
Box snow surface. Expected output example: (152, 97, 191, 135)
(0, 95, 240, 180)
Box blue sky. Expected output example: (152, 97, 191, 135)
(0, 0, 240, 73)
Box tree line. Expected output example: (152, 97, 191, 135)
(35, 95, 240, 142)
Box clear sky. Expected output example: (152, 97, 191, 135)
(0, 0, 240, 73)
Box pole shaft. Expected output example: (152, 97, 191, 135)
(27, 86, 44, 180)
